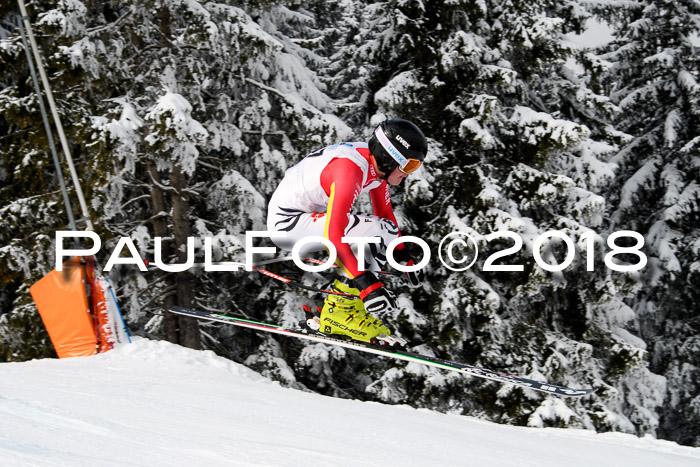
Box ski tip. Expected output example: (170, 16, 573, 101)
(557, 387, 595, 397)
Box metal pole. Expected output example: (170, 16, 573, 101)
(17, 0, 94, 230)
(16, 17, 77, 231)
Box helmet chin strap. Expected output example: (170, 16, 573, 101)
(370, 154, 390, 180)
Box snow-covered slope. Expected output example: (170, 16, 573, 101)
(1, 339, 698, 467)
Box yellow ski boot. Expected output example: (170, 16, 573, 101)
(317, 278, 395, 345)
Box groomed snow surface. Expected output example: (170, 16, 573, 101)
(1, 338, 699, 467)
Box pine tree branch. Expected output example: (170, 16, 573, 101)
(148, 171, 176, 192)
(120, 194, 151, 211)
(86, 9, 133, 37)
(240, 130, 286, 136)
(244, 77, 327, 118)
(195, 159, 222, 173)
(139, 287, 177, 311)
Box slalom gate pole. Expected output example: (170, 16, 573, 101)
(16, 16, 77, 231)
(17, 0, 93, 230)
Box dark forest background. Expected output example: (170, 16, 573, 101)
(1, 0, 699, 446)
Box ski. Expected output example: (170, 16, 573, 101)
(169, 306, 594, 397)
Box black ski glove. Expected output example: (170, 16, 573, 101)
(393, 246, 425, 288)
(354, 272, 396, 314)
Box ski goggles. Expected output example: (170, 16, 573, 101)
(374, 126, 423, 174)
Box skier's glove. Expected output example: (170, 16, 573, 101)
(354, 272, 397, 314)
(393, 246, 425, 288)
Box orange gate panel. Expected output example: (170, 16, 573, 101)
(30, 257, 97, 358)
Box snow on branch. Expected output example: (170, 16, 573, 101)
(509, 106, 589, 148)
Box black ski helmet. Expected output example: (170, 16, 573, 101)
(368, 119, 427, 176)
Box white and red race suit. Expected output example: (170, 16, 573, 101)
(266, 142, 404, 278)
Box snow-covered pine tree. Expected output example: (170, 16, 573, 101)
(1, 0, 348, 359)
(2, 0, 697, 447)
(85, 0, 352, 356)
(331, 0, 665, 436)
(0, 7, 71, 361)
(595, 0, 700, 447)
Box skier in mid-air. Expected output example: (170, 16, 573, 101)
(266, 119, 428, 346)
